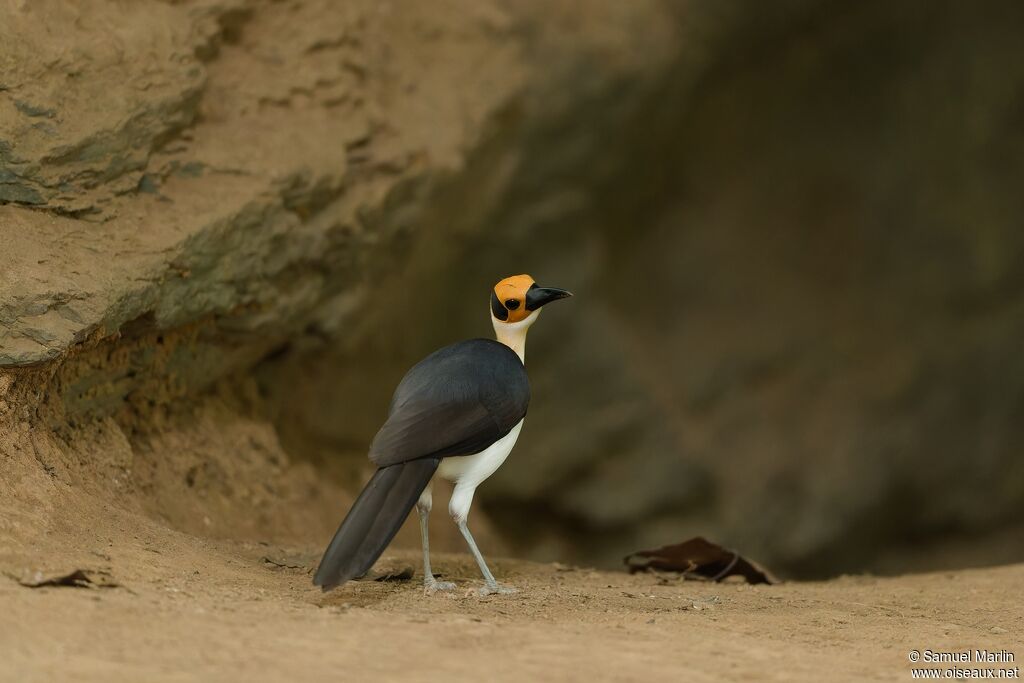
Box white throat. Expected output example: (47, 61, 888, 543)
(492, 310, 539, 364)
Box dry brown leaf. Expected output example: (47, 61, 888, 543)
(624, 536, 777, 585)
(16, 568, 120, 589)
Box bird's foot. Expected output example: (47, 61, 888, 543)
(423, 578, 456, 594)
(478, 582, 518, 596)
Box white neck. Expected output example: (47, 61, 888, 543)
(492, 310, 539, 364)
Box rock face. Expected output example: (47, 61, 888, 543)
(3, 0, 1024, 578)
(0, 0, 527, 366)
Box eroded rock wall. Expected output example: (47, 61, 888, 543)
(0, 0, 681, 566)
(3, 0, 1023, 578)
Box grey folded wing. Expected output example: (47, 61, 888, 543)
(369, 339, 530, 467)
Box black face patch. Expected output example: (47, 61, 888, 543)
(490, 291, 509, 321)
(505, 299, 520, 310)
(524, 283, 541, 310)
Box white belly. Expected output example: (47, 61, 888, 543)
(437, 419, 524, 488)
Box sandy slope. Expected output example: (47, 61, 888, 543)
(0, 376, 1019, 681)
(1, 538, 1020, 682)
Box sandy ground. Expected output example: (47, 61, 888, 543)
(0, 384, 1019, 682)
(1, 538, 1021, 682)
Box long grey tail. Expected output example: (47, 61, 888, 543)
(313, 458, 440, 591)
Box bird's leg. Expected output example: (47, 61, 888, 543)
(450, 483, 517, 595)
(416, 484, 454, 594)
(456, 519, 518, 596)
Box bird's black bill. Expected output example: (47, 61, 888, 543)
(525, 285, 573, 311)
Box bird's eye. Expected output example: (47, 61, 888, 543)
(505, 299, 520, 310)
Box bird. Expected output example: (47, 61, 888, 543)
(313, 274, 571, 595)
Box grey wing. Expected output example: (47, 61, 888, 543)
(368, 339, 530, 467)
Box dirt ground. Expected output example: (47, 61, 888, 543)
(0, 377, 1020, 682)
(1, 537, 1021, 682)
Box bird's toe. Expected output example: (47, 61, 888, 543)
(478, 583, 518, 596)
